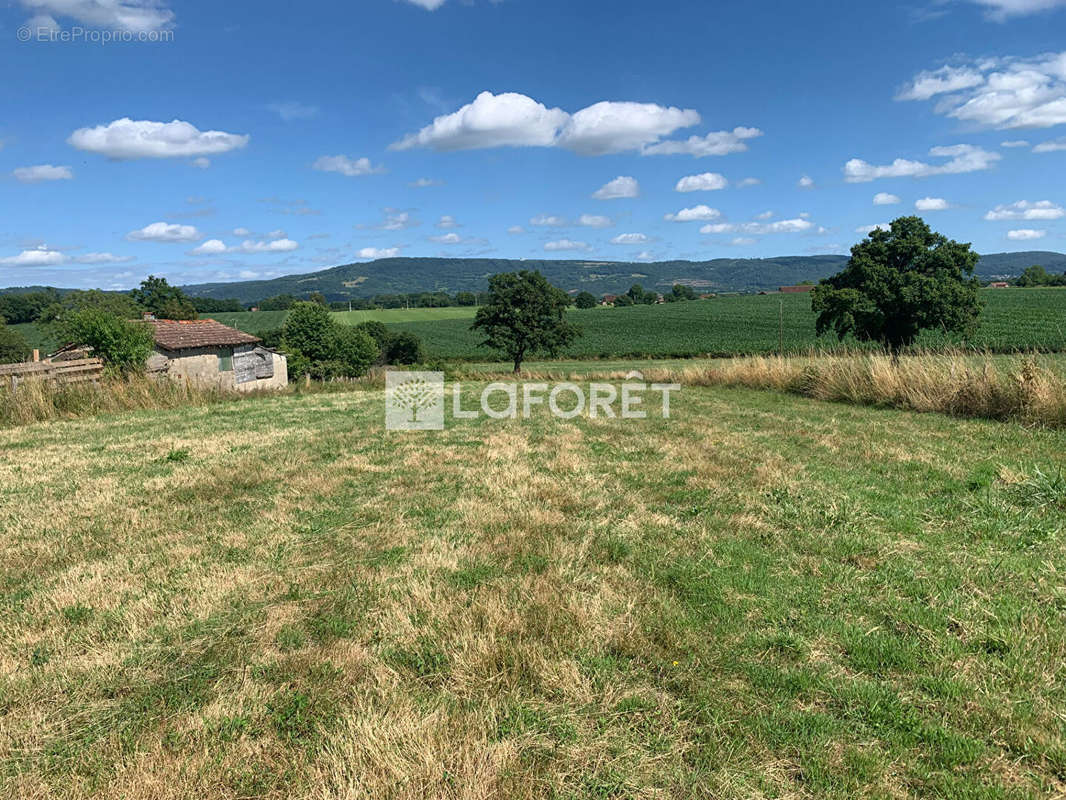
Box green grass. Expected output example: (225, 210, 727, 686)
(383, 288, 1066, 361)
(11, 289, 1066, 362)
(331, 306, 479, 325)
(1, 378, 1064, 797)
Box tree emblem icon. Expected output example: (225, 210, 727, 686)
(392, 376, 438, 422)
(386, 371, 445, 430)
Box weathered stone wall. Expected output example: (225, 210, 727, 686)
(156, 346, 288, 391)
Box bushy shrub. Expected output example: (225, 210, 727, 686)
(386, 331, 425, 365)
(58, 309, 154, 370)
(282, 303, 336, 362)
(282, 302, 379, 379)
(331, 325, 379, 376)
(0, 322, 30, 364)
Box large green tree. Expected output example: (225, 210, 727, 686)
(574, 291, 599, 309)
(131, 276, 198, 320)
(811, 216, 982, 353)
(472, 271, 580, 373)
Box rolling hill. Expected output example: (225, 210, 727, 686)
(3, 252, 1063, 304)
(175, 251, 1066, 304)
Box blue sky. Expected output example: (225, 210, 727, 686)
(2, 0, 1066, 290)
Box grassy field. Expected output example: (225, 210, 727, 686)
(12, 289, 1066, 361)
(331, 306, 479, 325)
(1, 381, 1065, 798)
(383, 289, 1066, 360)
(208, 289, 1066, 360)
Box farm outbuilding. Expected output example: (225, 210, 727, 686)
(146, 319, 288, 392)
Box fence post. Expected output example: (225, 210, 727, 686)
(10, 375, 17, 395)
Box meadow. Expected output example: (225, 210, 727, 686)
(217, 289, 1066, 360)
(1, 379, 1064, 798)
(13, 289, 1066, 361)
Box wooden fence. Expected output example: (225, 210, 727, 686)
(0, 358, 105, 391)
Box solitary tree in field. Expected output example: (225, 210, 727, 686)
(472, 271, 580, 373)
(574, 291, 599, 309)
(812, 216, 982, 353)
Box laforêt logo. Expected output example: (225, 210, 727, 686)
(386, 371, 445, 430)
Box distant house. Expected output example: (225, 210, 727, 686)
(988, 282, 1010, 289)
(601, 294, 618, 306)
(146, 318, 288, 391)
(779, 285, 815, 293)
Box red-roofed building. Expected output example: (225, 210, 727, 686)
(146, 318, 288, 391)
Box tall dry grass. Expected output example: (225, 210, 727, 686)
(0, 370, 389, 428)
(0, 373, 243, 427)
(460, 352, 1066, 428)
(664, 352, 1066, 427)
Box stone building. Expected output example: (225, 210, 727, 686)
(146, 318, 288, 392)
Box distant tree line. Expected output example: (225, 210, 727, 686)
(254, 290, 487, 312)
(1014, 265, 1066, 287)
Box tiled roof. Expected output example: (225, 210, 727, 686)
(150, 319, 261, 351)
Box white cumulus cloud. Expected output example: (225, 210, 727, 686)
(409, 177, 444, 188)
(530, 214, 568, 227)
(915, 197, 951, 211)
(675, 172, 728, 192)
(1033, 137, 1066, 152)
(191, 239, 228, 255)
(577, 214, 612, 228)
(391, 92, 569, 151)
(436, 215, 458, 229)
(665, 205, 721, 222)
(127, 222, 200, 243)
(874, 192, 901, 205)
(897, 52, 1066, 129)
(18, 0, 175, 32)
(556, 101, 700, 156)
(984, 200, 1065, 220)
(313, 155, 385, 176)
(75, 252, 132, 264)
(965, 0, 1066, 20)
(610, 233, 649, 245)
(737, 177, 761, 187)
(843, 144, 1000, 182)
(0, 247, 66, 266)
(69, 118, 248, 160)
(856, 223, 892, 234)
(798, 175, 815, 188)
(544, 239, 590, 252)
(190, 237, 299, 255)
(390, 91, 757, 158)
(1001, 140, 1031, 147)
(593, 176, 639, 199)
(1007, 228, 1047, 239)
(430, 233, 462, 244)
(357, 247, 401, 259)
(13, 164, 73, 183)
(642, 127, 762, 157)
(701, 218, 816, 235)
